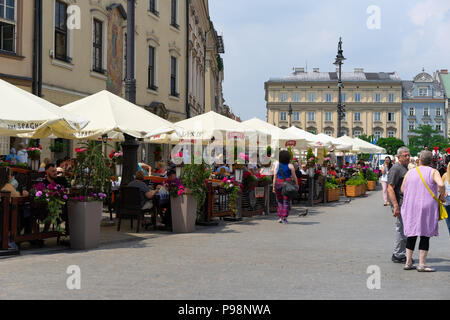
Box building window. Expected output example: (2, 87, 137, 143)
(0, 0, 16, 53)
(308, 112, 315, 121)
(436, 108, 441, 116)
(354, 93, 361, 102)
(170, 56, 178, 97)
(171, 0, 179, 28)
(55, 0, 69, 61)
(436, 124, 442, 131)
(375, 93, 381, 102)
(293, 93, 300, 102)
(354, 130, 362, 138)
(148, 46, 157, 90)
(387, 131, 395, 138)
(325, 130, 333, 136)
(374, 131, 382, 139)
(354, 112, 361, 122)
(280, 93, 287, 102)
(341, 93, 346, 102)
(92, 19, 104, 73)
(280, 112, 287, 121)
(293, 112, 299, 121)
(409, 107, 415, 116)
(326, 93, 332, 102)
(419, 87, 428, 96)
(325, 112, 332, 122)
(389, 93, 395, 102)
(423, 107, 429, 117)
(309, 93, 315, 102)
(409, 122, 415, 131)
(149, 0, 159, 16)
(388, 112, 395, 122)
(342, 112, 346, 121)
(374, 112, 381, 122)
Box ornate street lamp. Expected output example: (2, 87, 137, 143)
(333, 37, 346, 168)
(122, 0, 139, 185)
(288, 103, 293, 127)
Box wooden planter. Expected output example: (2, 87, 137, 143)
(326, 188, 340, 202)
(361, 184, 367, 195)
(367, 181, 376, 191)
(346, 185, 361, 197)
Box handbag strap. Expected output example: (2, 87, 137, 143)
(416, 167, 441, 204)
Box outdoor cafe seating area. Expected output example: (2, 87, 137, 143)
(0, 79, 386, 256)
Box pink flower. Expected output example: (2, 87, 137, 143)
(35, 191, 43, 197)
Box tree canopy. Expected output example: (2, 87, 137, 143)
(408, 125, 450, 156)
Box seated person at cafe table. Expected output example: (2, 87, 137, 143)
(128, 171, 160, 210)
(44, 164, 69, 188)
(0, 167, 29, 197)
(137, 162, 152, 177)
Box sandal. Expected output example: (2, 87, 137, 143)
(403, 264, 416, 270)
(417, 265, 436, 272)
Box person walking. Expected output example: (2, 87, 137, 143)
(380, 156, 392, 206)
(440, 162, 450, 236)
(387, 147, 411, 263)
(400, 151, 444, 272)
(272, 150, 298, 224)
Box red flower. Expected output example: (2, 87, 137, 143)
(109, 150, 115, 159)
(433, 146, 439, 152)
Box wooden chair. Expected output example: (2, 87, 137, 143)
(116, 187, 154, 233)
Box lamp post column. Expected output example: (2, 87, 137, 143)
(122, 0, 139, 185)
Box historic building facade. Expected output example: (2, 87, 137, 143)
(204, 21, 225, 114)
(402, 70, 446, 144)
(436, 69, 450, 139)
(0, 0, 226, 164)
(0, 0, 34, 155)
(187, 0, 210, 117)
(265, 68, 403, 139)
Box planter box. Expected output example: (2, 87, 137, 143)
(346, 185, 361, 197)
(326, 188, 340, 202)
(367, 181, 376, 191)
(170, 194, 197, 233)
(68, 201, 103, 250)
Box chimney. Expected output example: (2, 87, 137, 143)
(313, 68, 320, 73)
(441, 69, 448, 74)
(293, 67, 305, 74)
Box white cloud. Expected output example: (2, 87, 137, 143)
(408, 0, 450, 26)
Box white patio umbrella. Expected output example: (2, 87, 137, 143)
(316, 133, 353, 151)
(148, 111, 267, 145)
(335, 136, 386, 154)
(0, 78, 89, 138)
(284, 127, 333, 149)
(241, 118, 310, 149)
(354, 137, 386, 154)
(61, 90, 178, 141)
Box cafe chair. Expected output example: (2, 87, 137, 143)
(116, 186, 154, 233)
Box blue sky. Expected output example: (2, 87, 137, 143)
(209, 0, 450, 121)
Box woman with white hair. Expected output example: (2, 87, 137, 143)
(400, 150, 444, 272)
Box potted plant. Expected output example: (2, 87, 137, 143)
(306, 148, 318, 168)
(365, 169, 379, 191)
(109, 149, 124, 177)
(326, 178, 340, 202)
(256, 173, 272, 187)
(68, 142, 110, 250)
(243, 171, 258, 190)
(31, 182, 69, 233)
(220, 177, 241, 216)
(261, 146, 272, 167)
(169, 162, 211, 231)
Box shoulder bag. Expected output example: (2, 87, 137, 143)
(416, 167, 448, 221)
(278, 164, 298, 200)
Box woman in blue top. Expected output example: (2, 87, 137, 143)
(137, 162, 152, 176)
(272, 150, 298, 224)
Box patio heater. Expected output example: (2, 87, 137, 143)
(235, 167, 244, 183)
(122, 0, 139, 185)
